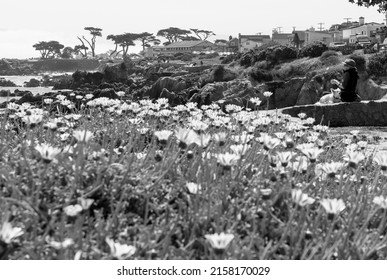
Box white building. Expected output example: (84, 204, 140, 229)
(342, 17, 384, 41)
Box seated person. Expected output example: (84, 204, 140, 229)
(331, 59, 361, 102)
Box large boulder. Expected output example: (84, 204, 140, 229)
(24, 78, 41, 87)
(357, 76, 387, 100)
(296, 72, 339, 105)
(189, 82, 228, 106)
(101, 62, 128, 83)
(199, 65, 238, 87)
(190, 79, 259, 108)
(72, 71, 104, 88)
(145, 77, 187, 100)
(255, 78, 305, 109)
(282, 100, 387, 127)
(159, 88, 186, 106)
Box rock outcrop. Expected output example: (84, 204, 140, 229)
(357, 77, 387, 100)
(281, 100, 387, 127)
(145, 77, 187, 100)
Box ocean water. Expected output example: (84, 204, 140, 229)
(0, 74, 72, 103)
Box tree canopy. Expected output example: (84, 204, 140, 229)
(190, 29, 215, 40)
(348, 0, 387, 12)
(32, 41, 64, 59)
(115, 33, 141, 58)
(61, 46, 75, 59)
(156, 27, 192, 43)
(136, 32, 161, 51)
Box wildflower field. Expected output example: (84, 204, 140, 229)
(1, 91, 387, 260)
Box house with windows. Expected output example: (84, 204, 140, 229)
(145, 40, 216, 57)
(342, 17, 384, 42)
(304, 30, 333, 45)
(238, 33, 271, 51)
(271, 32, 293, 45)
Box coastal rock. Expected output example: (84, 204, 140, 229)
(24, 78, 41, 87)
(190, 79, 258, 108)
(159, 88, 186, 106)
(296, 72, 338, 105)
(189, 82, 228, 106)
(357, 77, 387, 100)
(199, 65, 238, 87)
(0, 78, 17, 87)
(255, 78, 305, 109)
(72, 71, 104, 88)
(93, 88, 119, 99)
(101, 62, 128, 83)
(281, 100, 387, 127)
(145, 77, 187, 100)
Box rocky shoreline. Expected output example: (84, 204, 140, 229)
(2, 56, 387, 127)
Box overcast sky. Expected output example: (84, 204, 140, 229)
(1, 0, 386, 59)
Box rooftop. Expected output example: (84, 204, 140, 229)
(164, 40, 210, 48)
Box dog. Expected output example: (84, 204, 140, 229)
(317, 88, 341, 104)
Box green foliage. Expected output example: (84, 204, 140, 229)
(32, 41, 65, 59)
(266, 45, 298, 64)
(221, 54, 238, 64)
(367, 53, 387, 77)
(240, 45, 297, 67)
(348, 53, 367, 72)
(335, 45, 356, 55)
(348, 0, 387, 12)
(156, 27, 192, 43)
(320, 50, 340, 66)
(212, 65, 225, 81)
(299, 41, 328, 58)
(249, 67, 273, 82)
(180, 53, 193, 61)
(0, 78, 17, 87)
(201, 52, 219, 59)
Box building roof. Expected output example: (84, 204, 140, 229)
(272, 33, 292, 40)
(293, 30, 306, 41)
(342, 22, 384, 30)
(239, 34, 271, 40)
(164, 40, 211, 48)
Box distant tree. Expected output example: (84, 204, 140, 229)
(32, 41, 64, 59)
(348, 0, 387, 12)
(74, 44, 88, 58)
(116, 33, 141, 58)
(190, 29, 216, 40)
(136, 32, 161, 51)
(156, 27, 191, 43)
(106, 34, 122, 57)
(215, 39, 228, 44)
(61, 46, 75, 59)
(79, 27, 102, 57)
(179, 35, 200, 41)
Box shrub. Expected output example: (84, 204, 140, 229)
(348, 53, 366, 72)
(299, 41, 328, 58)
(240, 51, 256, 67)
(320, 50, 340, 66)
(367, 53, 387, 77)
(249, 67, 273, 82)
(320, 50, 339, 60)
(180, 53, 193, 61)
(0, 78, 17, 87)
(203, 52, 219, 59)
(221, 54, 237, 64)
(336, 45, 356, 55)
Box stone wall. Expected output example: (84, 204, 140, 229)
(281, 100, 387, 127)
